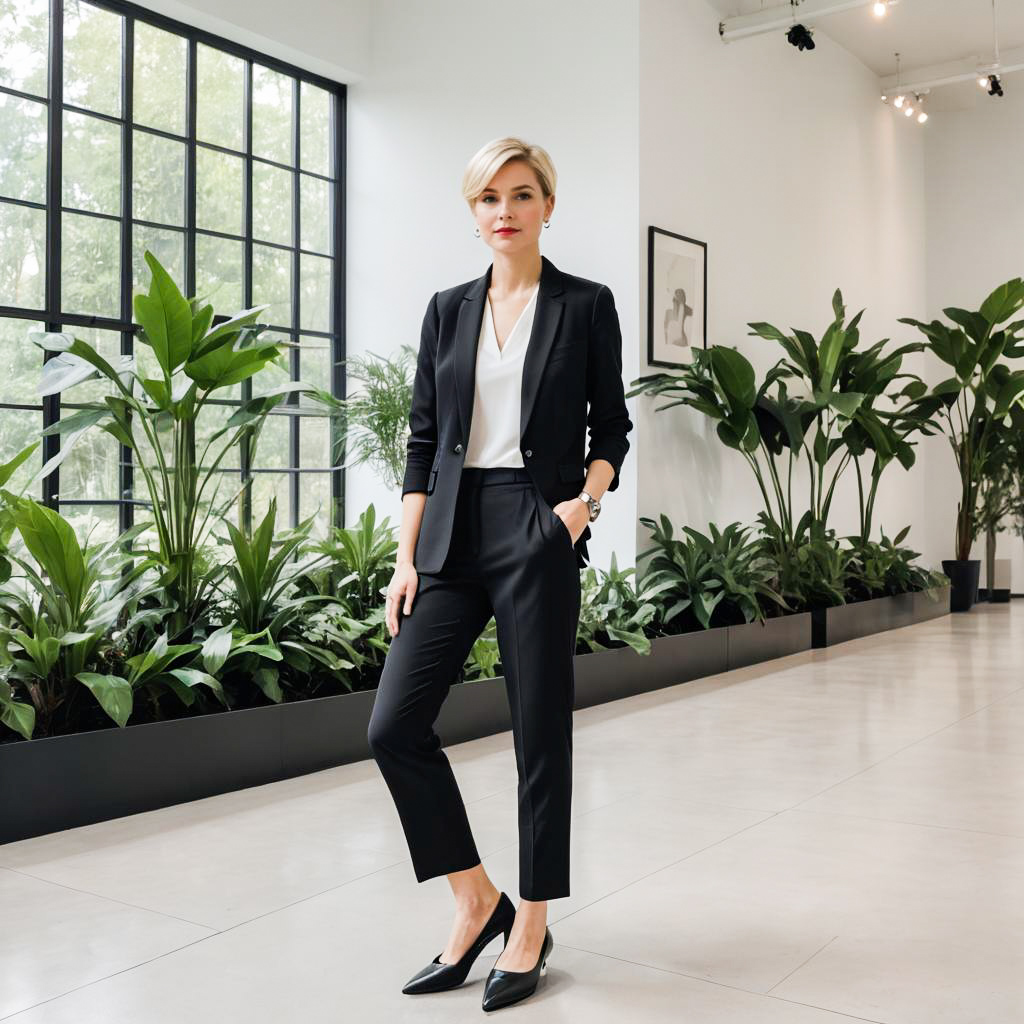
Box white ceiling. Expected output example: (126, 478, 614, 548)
(706, 0, 1024, 110)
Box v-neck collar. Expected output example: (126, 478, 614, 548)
(486, 282, 539, 357)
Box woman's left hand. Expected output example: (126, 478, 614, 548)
(551, 499, 590, 545)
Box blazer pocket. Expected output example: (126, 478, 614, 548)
(558, 462, 585, 483)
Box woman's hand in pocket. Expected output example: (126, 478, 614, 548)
(551, 499, 590, 545)
(386, 559, 419, 636)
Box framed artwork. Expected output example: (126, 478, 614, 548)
(646, 225, 707, 367)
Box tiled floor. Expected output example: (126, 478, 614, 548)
(2, 602, 1022, 1022)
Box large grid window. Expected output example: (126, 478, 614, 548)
(0, 0, 345, 541)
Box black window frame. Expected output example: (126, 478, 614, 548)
(0, 0, 347, 535)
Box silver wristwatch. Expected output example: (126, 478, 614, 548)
(577, 490, 601, 522)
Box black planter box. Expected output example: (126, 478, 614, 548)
(0, 611, 814, 845)
(811, 584, 950, 648)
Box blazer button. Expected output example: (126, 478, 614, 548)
(454, 443, 463, 453)
(524, 449, 532, 458)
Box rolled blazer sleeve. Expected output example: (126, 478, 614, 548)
(400, 291, 440, 497)
(584, 284, 633, 491)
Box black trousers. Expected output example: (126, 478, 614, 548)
(367, 466, 582, 900)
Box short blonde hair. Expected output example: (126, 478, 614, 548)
(461, 137, 557, 210)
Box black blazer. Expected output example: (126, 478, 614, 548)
(401, 254, 633, 573)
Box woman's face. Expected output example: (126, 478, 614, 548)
(473, 159, 554, 254)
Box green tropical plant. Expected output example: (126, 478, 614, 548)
(638, 516, 789, 629)
(576, 554, 667, 655)
(328, 345, 418, 488)
(29, 250, 334, 637)
(844, 526, 946, 600)
(975, 408, 1024, 593)
(308, 503, 400, 621)
(0, 499, 160, 737)
(0, 442, 41, 586)
(215, 498, 346, 702)
(628, 290, 928, 551)
(898, 277, 1024, 560)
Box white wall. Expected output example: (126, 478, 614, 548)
(135, 0, 372, 82)
(924, 85, 1024, 591)
(637, 0, 930, 571)
(345, 0, 641, 570)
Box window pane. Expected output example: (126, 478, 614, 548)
(63, 109, 121, 216)
(299, 173, 330, 255)
(251, 470, 291, 527)
(299, 414, 329, 468)
(58, 431, 119, 499)
(63, 0, 122, 118)
(299, 334, 330, 393)
(252, 65, 293, 166)
(299, 82, 330, 177)
(0, 200, 45, 309)
(253, 243, 292, 328)
(133, 129, 184, 225)
(0, 0, 49, 97)
(300, 472, 331, 537)
(58, 504, 119, 545)
(60, 324, 120, 404)
(196, 233, 242, 314)
(0, 316, 42, 404)
(252, 161, 292, 245)
(132, 224, 183, 301)
(0, 407, 43, 496)
(196, 400, 238, 461)
(196, 44, 243, 151)
(254, 411, 291, 468)
(133, 20, 186, 135)
(299, 253, 331, 333)
(196, 146, 243, 236)
(0, 93, 47, 203)
(252, 331, 291, 397)
(62, 210, 120, 318)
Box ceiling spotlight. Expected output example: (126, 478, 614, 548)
(917, 109, 928, 123)
(873, 1, 888, 16)
(903, 104, 914, 117)
(977, 74, 991, 88)
(787, 23, 815, 51)
(914, 91, 928, 123)
(987, 73, 1004, 96)
(894, 94, 905, 108)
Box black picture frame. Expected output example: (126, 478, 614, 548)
(646, 225, 707, 367)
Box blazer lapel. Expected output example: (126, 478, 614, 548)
(453, 254, 566, 447)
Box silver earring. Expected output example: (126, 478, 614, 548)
(543, 220, 550, 228)
(474, 226, 480, 236)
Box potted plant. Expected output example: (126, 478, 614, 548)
(899, 278, 1024, 610)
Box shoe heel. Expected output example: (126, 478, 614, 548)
(502, 924, 513, 945)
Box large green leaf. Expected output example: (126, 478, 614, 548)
(133, 250, 194, 376)
(76, 673, 133, 728)
(14, 500, 86, 612)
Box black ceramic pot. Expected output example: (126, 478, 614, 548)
(941, 559, 980, 612)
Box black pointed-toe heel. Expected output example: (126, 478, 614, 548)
(402, 891, 516, 995)
(481, 926, 553, 1012)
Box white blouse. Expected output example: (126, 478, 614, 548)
(464, 283, 540, 468)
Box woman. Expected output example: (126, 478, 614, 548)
(367, 137, 633, 1012)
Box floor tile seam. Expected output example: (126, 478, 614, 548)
(0, 865, 218, 933)
(551, 811, 788, 925)
(0, 853, 422, 1022)
(551, 941, 889, 1023)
